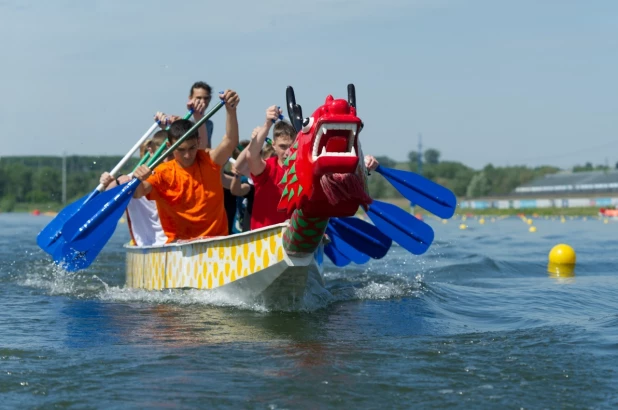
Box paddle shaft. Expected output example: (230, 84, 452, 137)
(135, 152, 151, 168)
(44, 119, 161, 247)
(131, 110, 194, 173)
(89, 121, 160, 197)
(149, 102, 225, 170)
(68, 101, 225, 243)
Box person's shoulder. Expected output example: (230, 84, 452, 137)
(197, 148, 222, 170)
(148, 160, 174, 179)
(196, 149, 212, 163)
(264, 156, 278, 170)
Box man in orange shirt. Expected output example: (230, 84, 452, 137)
(132, 89, 240, 243)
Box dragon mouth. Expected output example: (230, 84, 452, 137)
(311, 123, 358, 161)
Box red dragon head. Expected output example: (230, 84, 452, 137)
(277, 84, 372, 218)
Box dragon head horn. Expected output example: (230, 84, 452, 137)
(286, 86, 303, 132)
(347, 84, 356, 109)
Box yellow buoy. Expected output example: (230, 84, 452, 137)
(604, 219, 609, 224)
(527, 218, 533, 225)
(442, 219, 448, 224)
(479, 218, 485, 224)
(529, 226, 537, 233)
(547, 244, 576, 276)
(459, 223, 467, 230)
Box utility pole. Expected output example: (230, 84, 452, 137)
(418, 133, 423, 175)
(62, 151, 67, 204)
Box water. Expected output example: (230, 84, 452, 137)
(1, 213, 617, 409)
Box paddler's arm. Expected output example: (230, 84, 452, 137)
(209, 90, 240, 166)
(221, 172, 233, 190)
(188, 98, 210, 150)
(132, 165, 154, 198)
(99, 172, 132, 191)
(230, 165, 251, 196)
(246, 105, 281, 176)
(231, 141, 251, 177)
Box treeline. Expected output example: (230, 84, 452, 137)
(0, 151, 604, 211)
(0, 156, 139, 211)
(367, 149, 561, 199)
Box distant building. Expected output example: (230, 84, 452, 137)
(460, 170, 618, 210)
(512, 170, 618, 196)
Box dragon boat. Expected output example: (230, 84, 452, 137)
(37, 84, 456, 308)
(124, 85, 375, 307)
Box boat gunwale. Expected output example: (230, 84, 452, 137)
(122, 221, 290, 251)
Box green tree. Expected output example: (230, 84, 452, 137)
(31, 167, 62, 203)
(424, 149, 440, 165)
(466, 172, 491, 198)
(407, 151, 420, 172)
(375, 156, 397, 168)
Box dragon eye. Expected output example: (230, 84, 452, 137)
(301, 117, 314, 133)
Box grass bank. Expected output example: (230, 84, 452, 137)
(0, 198, 603, 218)
(377, 198, 601, 217)
(452, 206, 600, 217)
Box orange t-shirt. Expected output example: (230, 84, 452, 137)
(146, 150, 228, 242)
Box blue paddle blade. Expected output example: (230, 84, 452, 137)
(366, 200, 434, 255)
(375, 165, 456, 219)
(324, 242, 352, 267)
(36, 190, 101, 255)
(55, 220, 119, 272)
(325, 225, 371, 265)
(328, 217, 392, 259)
(52, 180, 139, 271)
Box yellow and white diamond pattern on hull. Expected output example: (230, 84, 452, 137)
(125, 226, 286, 291)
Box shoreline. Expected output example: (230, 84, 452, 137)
(1, 199, 605, 218)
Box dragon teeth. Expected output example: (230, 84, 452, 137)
(351, 146, 356, 156)
(321, 146, 327, 156)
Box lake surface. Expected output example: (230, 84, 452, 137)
(1, 213, 617, 409)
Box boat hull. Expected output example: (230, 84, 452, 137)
(124, 223, 326, 307)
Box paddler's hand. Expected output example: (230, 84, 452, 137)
(188, 98, 207, 121)
(250, 126, 261, 141)
(100, 172, 114, 187)
(220, 89, 239, 111)
(133, 165, 153, 182)
(231, 165, 242, 177)
(264, 105, 282, 126)
(154, 112, 171, 129)
(364, 155, 379, 172)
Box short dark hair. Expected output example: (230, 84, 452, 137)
(168, 119, 197, 143)
(189, 81, 212, 97)
(150, 130, 168, 150)
(273, 120, 297, 141)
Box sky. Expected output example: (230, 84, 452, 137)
(0, 0, 617, 170)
